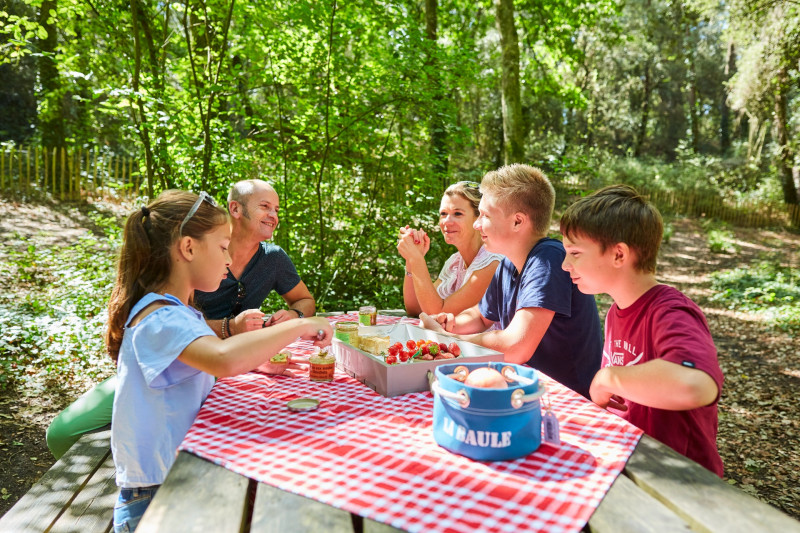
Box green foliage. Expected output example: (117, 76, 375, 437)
(703, 220, 740, 253)
(710, 261, 800, 331)
(0, 224, 117, 389)
(662, 221, 673, 244)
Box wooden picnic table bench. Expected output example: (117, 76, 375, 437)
(0, 429, 116, 532)
(3, 309, 799, 532)
(131, 435, 800, 533)
(4, 428, 798, 533)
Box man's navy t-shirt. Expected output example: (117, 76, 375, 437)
(479, 238, 602, 398)
(194, 242, 301, 319)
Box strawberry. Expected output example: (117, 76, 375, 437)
(421, 344, 430, 355)
(386, 355, 398, 365)
(398, 351, 410, 362)
(428, 343, 440, 355)
(406, 340, 416, 351)
(388, 345, 399, 356)
(438, 342, 448, 353)
(448, 342, 461, 356)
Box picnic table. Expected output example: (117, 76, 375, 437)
(4, 313, 797, 533)
(133, 314, 799, 533)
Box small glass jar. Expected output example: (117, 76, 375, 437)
(309, 351, 335, 382)
(358, 305, 377, 326)
(334, 322, 359, 346)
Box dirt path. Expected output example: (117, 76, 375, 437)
(1, 201, 799, 520)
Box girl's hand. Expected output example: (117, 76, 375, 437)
(232, 309, 266, 335)
(301, 317, 333, 347)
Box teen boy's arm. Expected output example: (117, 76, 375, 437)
(589, 360, 719, 412)
(421, 306, 555, 365)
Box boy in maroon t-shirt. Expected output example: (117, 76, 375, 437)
(559, 185, 724, 476)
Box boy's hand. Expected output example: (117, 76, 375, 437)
(420, 312, 455, 333)
(590, 368, 628, 411)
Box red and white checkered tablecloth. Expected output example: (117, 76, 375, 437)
(179, 315, 642, 533)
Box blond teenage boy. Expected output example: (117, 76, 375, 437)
(421, 164, 602, 398)
(560, 184, 724, 476)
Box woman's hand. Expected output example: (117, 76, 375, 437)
(231, 309, 266, 335)
(397, 226, 430, 263)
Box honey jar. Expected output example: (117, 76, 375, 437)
(358, 305, 377, 326)
(309, 350, 335, 382)
(334, 321, 360, 346)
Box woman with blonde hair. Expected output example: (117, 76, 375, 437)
(398, 181, 502, 317)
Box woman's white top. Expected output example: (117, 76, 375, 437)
(436, 245, 503, 299)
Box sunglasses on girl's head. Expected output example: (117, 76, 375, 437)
(180, 191, 218, 235)
(457, 180, 481, 190)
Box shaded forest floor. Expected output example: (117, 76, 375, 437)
(0, 200, 799, 521)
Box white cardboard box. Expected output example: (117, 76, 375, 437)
(333, 323, 505, 397)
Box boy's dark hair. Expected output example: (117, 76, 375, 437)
(560, 184, 663, 273)
(481, 164, 555, 236)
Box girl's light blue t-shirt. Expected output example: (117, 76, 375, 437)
(111, 292, 216, 488)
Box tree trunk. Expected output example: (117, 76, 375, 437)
(426, 0, 448, 184)
(495, 0, 524, 164)
(687, 38, 699, 153)
(774, 66, 799, 207)
(130, 0, 155, 197)
(720, 41, 735, 154)
(38, 0, 65, 150)
(634, 60, 651, 158)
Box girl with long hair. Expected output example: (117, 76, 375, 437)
(108, 190, 331, 532)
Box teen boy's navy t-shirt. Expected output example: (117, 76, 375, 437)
(479, 238, 602, 398)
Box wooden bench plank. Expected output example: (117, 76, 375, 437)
(136, 451, 249, 533)
(0, 430, 111, 532)
(250, 482, 355, 532)
(625, 435, 800, 533)
(50, 450, 116, 533)
(586, 473, 691, 532)
(363, 518, 407, 533)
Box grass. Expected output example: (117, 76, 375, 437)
(710, 261, 800, 332)
(0, 216, 119, 390)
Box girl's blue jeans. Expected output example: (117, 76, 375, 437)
(113, 485, 159, 533)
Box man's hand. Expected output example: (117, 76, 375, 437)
(420, 312, 455, 333)
(265, 309, 298, 326)
(232, 309, 266, 335)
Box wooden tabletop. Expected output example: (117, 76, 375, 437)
(135, 434, 800, 533)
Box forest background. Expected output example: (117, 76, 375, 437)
(2, 0, 799, 316)
(1, 0, 800, 519)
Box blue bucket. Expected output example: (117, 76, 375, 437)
(431, 362, 544, 461)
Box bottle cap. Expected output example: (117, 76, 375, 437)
(287, 398, 320, 412)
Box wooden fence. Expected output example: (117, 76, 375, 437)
(0, 145, 141, 201)
(553, 179, 800, 228)
(1, 145, 798, 228)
